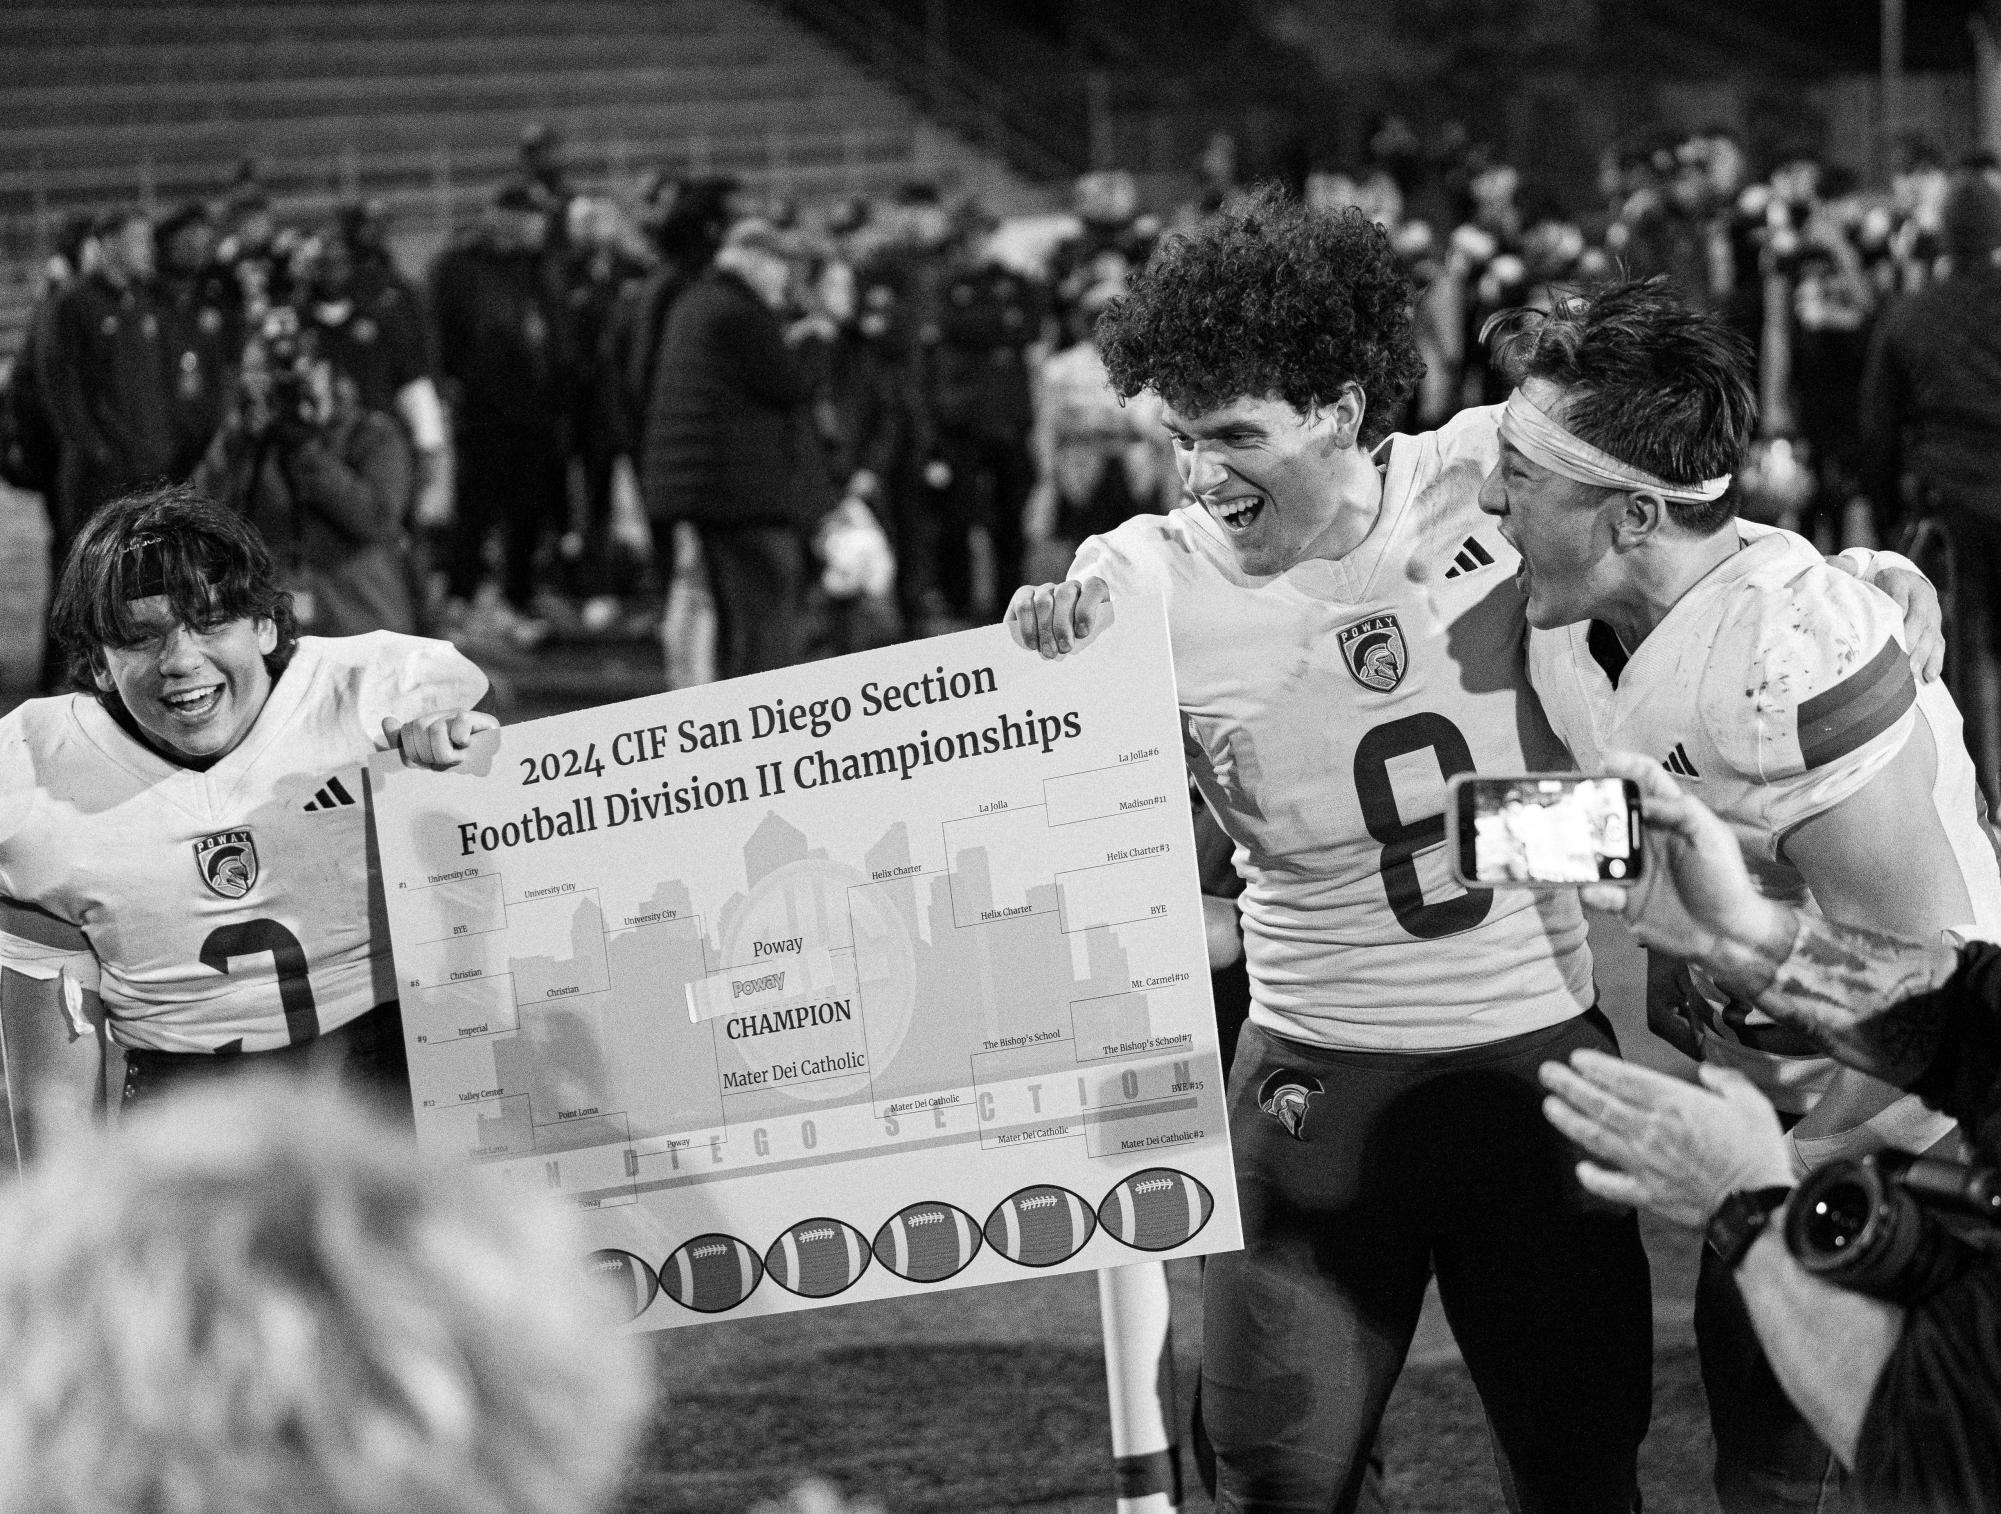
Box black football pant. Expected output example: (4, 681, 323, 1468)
(1202, 1013, 1652, 1514)
(120, 1000, 413, 1127)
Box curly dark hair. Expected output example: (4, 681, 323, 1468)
(1485, 276, 1757, 533)
(50, 482, 298, 694)
(1097, 185, 1424, 448)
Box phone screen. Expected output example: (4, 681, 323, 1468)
(1451, 776, 1643, 887)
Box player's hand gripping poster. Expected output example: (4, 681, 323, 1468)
(370, 597, 1241, 1329)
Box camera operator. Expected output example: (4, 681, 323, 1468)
(1541, 748, 2001, 1514)
(195, 308, 416, 636)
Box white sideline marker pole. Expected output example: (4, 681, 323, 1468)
(1097, 1261, 1180, 1514)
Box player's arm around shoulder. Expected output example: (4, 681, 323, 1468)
(1745, 517, 1945, 682)
(347, 630, 500, 770)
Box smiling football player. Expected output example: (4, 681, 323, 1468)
(0, 483, 493, 1111)
(1008, 185, 1655, 1514)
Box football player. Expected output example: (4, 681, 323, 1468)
(0, 484, 494, 1115)
(1478, 279, 2001, 1513)
(1010, 187, 1651, 1514)
(1007, 195, 1942, 1514)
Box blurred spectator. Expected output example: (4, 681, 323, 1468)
(0, 1081, 649, 1514)
(604, 177, 734, 452)
(557, 196, 651, 617)
(153, 201, 240, 481)
(431, 182, 571, 647)
(1860, 170, 2001, 804)
(802, 237, 913, 653)
(1025, 271, 1174, 580)
(910, 207, 1043, 629)
(215, 173, 288, 321)
(0, 212, 95, 503)
(38, 209, 176, 561)
(307, 211, 447, 520)
(195, 311, 417, 637)
(519, 121, 575, 237)
(642, 218, 832, 677)
(1785, 167, 1878, 547)
(303, 214, 433, 429)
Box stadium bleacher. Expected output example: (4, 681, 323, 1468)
(0, 0, 1043, 355)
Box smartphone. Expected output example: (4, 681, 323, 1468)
(1446, 774, 1644, 889)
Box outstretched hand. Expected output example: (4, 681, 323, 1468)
(1005, 578, 1113, 658)
(383, 709, 498, 770)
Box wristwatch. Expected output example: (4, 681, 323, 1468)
(1705, 1186, 1794, 1270)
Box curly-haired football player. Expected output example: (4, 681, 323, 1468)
(1009, 190, 1941, 1514)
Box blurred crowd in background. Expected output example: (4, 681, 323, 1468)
(3, 114, 1996, 686)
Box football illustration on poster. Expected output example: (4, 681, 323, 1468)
(1098, 1168, 1215, 1252)
(584, 1247, 660, 1322)
(872, 1201, 983, 1282)
(765, 1217, 873, 1298)
(983, 1184, 1097, 1267)
(660, 1233, 764, 1313)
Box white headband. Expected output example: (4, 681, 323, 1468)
(1498, 389, 1731, 505)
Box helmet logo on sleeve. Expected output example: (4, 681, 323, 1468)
(193, 829, 259, 899)
(1338, 613, 1407, 692)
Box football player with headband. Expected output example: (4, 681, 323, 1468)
(0, 483, 494, 1116)
(1007, 196, 1943, 1514)
(1479, 278, 1999, 1514)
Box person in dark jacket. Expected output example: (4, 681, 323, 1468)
(1860, 170, 2001, 803)
(601, 177, 737, 483)
(558, 197, 650, 604)
(914, 220, 1044, 626)
(2, 213, 96, 502)
(38, 208, 177, 561)
(640, 219, 832, 677)
(154, 201, 241, 482)
(430, 182, 570, 642)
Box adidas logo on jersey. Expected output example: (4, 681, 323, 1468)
(1443, 536, 1496, 578)
(1663, 743, 1702, 779)
(302, 775, 357, 812)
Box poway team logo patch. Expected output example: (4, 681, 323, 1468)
(1337, 613, 1407, 692)
(1258, 1068, 1325, 1141)
(193, 829, 259, 899)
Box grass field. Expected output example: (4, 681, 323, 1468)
(0, 483, 1727, 1514)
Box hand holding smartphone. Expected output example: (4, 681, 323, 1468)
(1446, 774, 1645, 889)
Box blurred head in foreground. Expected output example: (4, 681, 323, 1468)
(0, 1083, 650, 1514)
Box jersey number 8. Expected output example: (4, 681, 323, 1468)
(1354, 713, 1493, 940)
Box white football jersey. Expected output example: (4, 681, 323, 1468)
(1529, 527, 2001, 1152)
(1073, 404, 1594, 1052)
(0, 633, 487, 1053)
